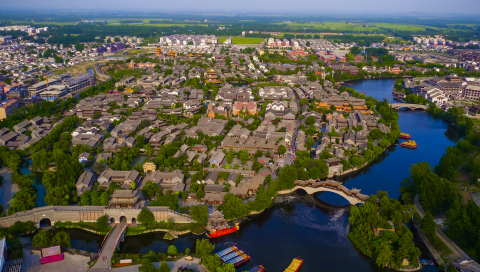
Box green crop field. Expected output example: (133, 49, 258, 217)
(218, 37, 265, 44)
(278, 22, 379, 32)
(371, 23, 427, 31)
(276, 21, 447, 33)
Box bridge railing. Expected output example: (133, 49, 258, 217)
(292, 180, 368, 201)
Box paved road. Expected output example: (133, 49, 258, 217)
(414, 195, 470, 261)
(90, 221, 127, 271)
(21, 249, 90, 272)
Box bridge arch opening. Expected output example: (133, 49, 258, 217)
(110, 217, 115, 224)
(39, 218, 51, 227)
(315, 191, 352, 206)
(131, 218, 136, 225)
(119, 216, 127, 224)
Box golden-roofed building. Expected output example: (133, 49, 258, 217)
(315, 101, 329, 109)
(205, 68, 221, 84)
(155, 47, 163, 55)
(143, 162, 156, 174)
(167, 50, 177, 58)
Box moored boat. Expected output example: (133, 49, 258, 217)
(420, 259, 435, 266)
(250, 265, 265, 272)
(215, 246, 238, 258)
(284, 257, 303, 272)
(221, 250, 243, 262)
(225, 253, 250, 267)
(206, 223, 240, 238)
(399, 133, 411, 139)
(400, 140, 418, 149)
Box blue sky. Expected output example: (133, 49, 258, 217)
(4, 0, 480, 14)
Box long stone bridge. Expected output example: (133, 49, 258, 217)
(0, 205, 195, 228)
(390, 103, 428, 111)
(278, 179, 369, 205)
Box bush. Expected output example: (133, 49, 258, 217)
(167, 245, 178, 255)
(218, 172, 229, 180)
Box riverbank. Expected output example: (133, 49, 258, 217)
(56, 226, 110, 235)
(126, 228, 205, 237)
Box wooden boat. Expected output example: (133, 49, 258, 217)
(284, 257, 303, 272)
(400, 140, 418, 149)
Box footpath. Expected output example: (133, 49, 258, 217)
(414, 195, 470, 262)
(89, 221, 127, 271)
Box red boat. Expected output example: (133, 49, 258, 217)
(206, 223, 240, 238)
(400, 140, 418, 149)
(399, 133, 411, 139)
(226, 253, 250, 267)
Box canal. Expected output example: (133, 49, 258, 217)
(64, 79, 455, 271)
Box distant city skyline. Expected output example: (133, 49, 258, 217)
(4, 0, 480, 15)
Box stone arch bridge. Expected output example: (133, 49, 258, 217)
(390, 103, 428, 111)
(278, 179, 369, 205)
(0, 206, 195, 228)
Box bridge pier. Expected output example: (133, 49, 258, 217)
(117, 231, 126, 251)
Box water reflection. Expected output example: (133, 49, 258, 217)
(19, 160, 46, 207)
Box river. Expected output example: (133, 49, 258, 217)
(61, 79, 455, 271)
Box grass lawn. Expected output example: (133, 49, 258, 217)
(218, 37, 264, 44)
(123, 48, 154, 56)
(53, 60, 101, 76)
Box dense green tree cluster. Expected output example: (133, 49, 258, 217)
(0, 221, 36, 236)
(107, 146, 140, 170)
(189, 205, 209, 227)
(195, 239, 235, 272)
(149, 190, 180, 210)
(217, 185, 273, 220)
(142, 181, 162, 198)
(78, 189, 110, 206)
(400, 162, 460, 215)
(217, 194, 250, 220)
(32, 230, 71, 250)
(30, 115, 80, 152)
(8, 174, 36, 214)
(276, 156, 328, 189)
(444, 201, 480, 257)
(40, 146, 85, 206)
(137, 208, 155, 227)
(348, 194, 420, 269)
